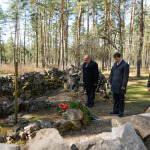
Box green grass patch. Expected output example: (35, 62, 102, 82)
(0, 126, 13, 137)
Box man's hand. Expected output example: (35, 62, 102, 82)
(94, 83, 97, 86)
(148, 87, 150, 92)
(121, 87, 125, 90)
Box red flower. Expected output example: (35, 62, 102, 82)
(62, 105, 68, 110)
(57, 103, 68, 110)
(58, 103, 63, 108)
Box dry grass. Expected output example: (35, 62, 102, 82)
(0, 63, 56, 75)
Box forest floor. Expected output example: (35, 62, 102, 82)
(0, 67, 150, 146)
(22, 67, 150, 146)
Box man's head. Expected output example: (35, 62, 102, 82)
(113, 52, 122, 63)
(84, 55, 91, 64)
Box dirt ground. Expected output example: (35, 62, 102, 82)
(26, 85, 147, 146)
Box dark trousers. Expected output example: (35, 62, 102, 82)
(85, 84, 96, 106)
(113, 93, 125, 115)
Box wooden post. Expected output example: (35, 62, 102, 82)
(15, 62, 18, 123)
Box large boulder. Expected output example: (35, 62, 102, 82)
(71, 123, 147, 150)
(145, 107, 150, 113)
(0, 143, 20, 150)
(65, 109, 83, 121)
(65, 109, 83, 129)
(24, 121, 40, 135)
(22, 128, 70, 150)
(90, 137, 147, 150)
(111, 122, 147, 149)
(111, 115, 150, 139)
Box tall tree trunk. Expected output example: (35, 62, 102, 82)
(44, 0, 47, 66)
(58, 23, 61, 68)
(117, 0, 123, 54)
(128, 0, 136, 64)
(55, 14, 58, 66)
(77, 4, 82, 68)
(46, 15, 50, 66)
(142, 0, 147, 67)
(40, 12, 45, 68)
(36, 0, 39, 68)
(87, 0, 89, 53)
(64, 0, 69, 68)
(9, 23, 14, 64)
(102, 0, 107, 71)
(14, 0, 18, 64)
(109, 0, 113, 69)
(20, 35, 22, 63)
(51, 14, 54, 65)
(24, 9, 26, 65)
(137, 0, 144, 77)
(92, 0, 95, 59)
(48, 13, 51, 65)
(122, 2, 126, 59)
(61, 0, 64, 70)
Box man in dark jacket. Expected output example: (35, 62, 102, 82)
(109, 52, 129, 117)
(83, 55, 99, 107)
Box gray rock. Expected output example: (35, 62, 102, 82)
(145, 107, 150, 113)
(41, 70, 48, 76)
(36, 96, 48, 101)
(28, 105, 36, 113)
(20, 100, 30, 111)
(55, 119, 73, 133)
(0, 143, 20, 150)
(70, 120, 81, 129)
(139, 113, 150, 117)
(7, 130, 17, 139)
(71, 140, 98, 150)
(91, 137, 147, 150)
(112, 115, 150, 139)
(28, 131, 37, 140)
(13, 123, 21, 132)
(24, 121, 40, 135)
(72, 123, 147, 150)
(81, 115, 90, 125)
(21, 115, 33, 120)
(19, 131, 27, 141)
(111, 123, 147, 149)
(22, 128, 70, 150)
(6, 137, 14, 144)
(39, 120, 53, 128)
(78, 86, 84, 93)
(0, 135, 5, 143)
(65, 109, 83, 121)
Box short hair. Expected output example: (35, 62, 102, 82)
(84, 55, 90, 59)
(113, 52, 122, 58)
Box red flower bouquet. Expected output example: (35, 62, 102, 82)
(57, 103, 68, 111)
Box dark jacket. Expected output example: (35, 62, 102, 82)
(83, 60, 99, 87)
(147, 76, 150, 87)
(109, 59, 129, 94)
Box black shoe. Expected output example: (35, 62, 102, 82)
(88, 105, 94, 108)
(118, 114, 123, 117)
(85, 103, 89, 106)
(110, 112, 119, 114)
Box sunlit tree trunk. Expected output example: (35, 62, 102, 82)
(137, 0, 144, 77)
(36, 0, 39, 68)
(117, 0, 123, 54)
(40, 12, 45, 68)
(61, 0, 64, 70)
